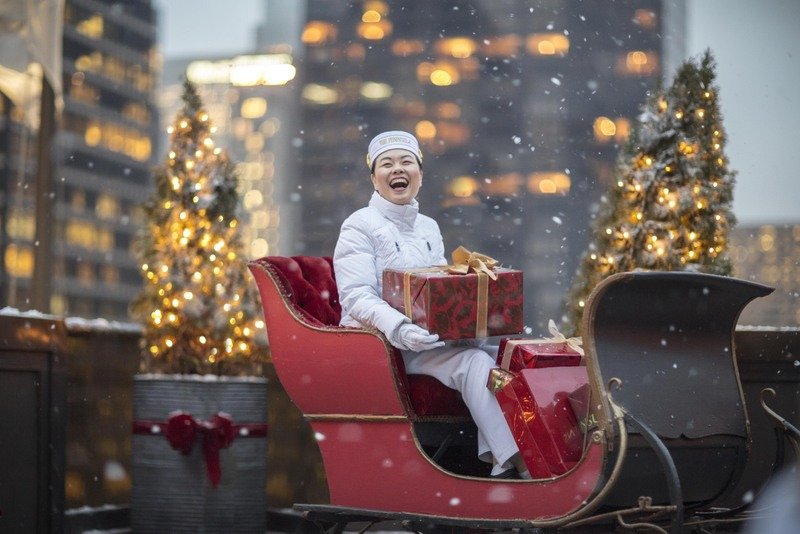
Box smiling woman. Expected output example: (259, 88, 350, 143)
(332, 130, 533, 480)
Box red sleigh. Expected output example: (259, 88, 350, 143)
(249, 256, 797, 532)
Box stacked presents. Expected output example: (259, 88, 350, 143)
(383, 248, 593, 478)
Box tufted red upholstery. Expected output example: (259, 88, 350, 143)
(265, 256, 342, 326)
(260, 256, 469, 417)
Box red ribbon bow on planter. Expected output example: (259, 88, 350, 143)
(133, 411, 267, 488)
(165, 412, 235, 488)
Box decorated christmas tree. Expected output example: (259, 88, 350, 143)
(565, 51, 735, 334)
(132, 80, 266, 374)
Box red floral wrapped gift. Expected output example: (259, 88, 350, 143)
(382, 247, 523, 340)
(488, 366, 589, 476)
(497, 320, 584, 372)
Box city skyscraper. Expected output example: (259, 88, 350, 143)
(297, 0, 674, 328)
(1, 0, 159, 320)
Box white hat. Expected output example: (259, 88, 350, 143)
(366, 130, 422, 169)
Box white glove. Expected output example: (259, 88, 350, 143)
(389, 322, 445, 352)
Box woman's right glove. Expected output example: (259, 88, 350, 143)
(389, 322, 445, 352)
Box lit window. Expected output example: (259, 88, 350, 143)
(70, 83, 99, 105)
(449, 176, 479, 198)
(430, 69, 454, 86)
(240, 97, 267, 119)
(121, 102, 150, 124)
(357, 20, 392, 40)
(436, 37, 477, 59)
(481, 35, 522, 58)
(526, 33, 570, 56)
(362, 10, 381, 23)
(95, 194, 119, 220)
(76, 13, 103, 39)
(617, 50, 659, 76)
(4, 244, 34, 278)
(301, 84, 339, 105)
(71, 190, 86, 212)
(7, 209, 35, 239)
(85, 122, 101, 146)
(436, 102, 461, 119)
(101, 264, 120, 284)
(484, 173, 523, 196)
(243, 189, 264, 210)
(391, 39, 425, 57)
(301, 21, 337, 46)
(245, 132, 265, 153)
(97, 229, 114, 251)
(346, 43, 366, 61)
(238, 162, 265, 181)
(77, 262, 95, 284)
(66, 220, 98, 249)
(251, 210, 270, 229)
(415, 120, 437, 140)
(405, 100, 426, 117)
(436, 122, 470, 145)
(360, 82, 393, 100)
(259, 118, 280, 137)
(528, 172, 571, 195)
(50, 294, 66, 315)
(420, 61, 459, 86)
(364, 1, 389, 16)
(633, 9, 658, 29)
(759, 227, 776, 252)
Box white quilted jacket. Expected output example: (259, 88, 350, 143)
(333, 192, 446, 337)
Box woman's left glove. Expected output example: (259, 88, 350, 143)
(389, 323, 445, 352)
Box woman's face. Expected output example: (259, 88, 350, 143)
(371, 148, 423, 205)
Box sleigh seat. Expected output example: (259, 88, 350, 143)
(250, 256, 470, 420)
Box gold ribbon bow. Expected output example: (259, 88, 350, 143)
(447, 246, 498, 280)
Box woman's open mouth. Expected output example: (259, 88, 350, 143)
(390, 177, 409, 190)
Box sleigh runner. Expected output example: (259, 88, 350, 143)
(249, 255, 797, 532)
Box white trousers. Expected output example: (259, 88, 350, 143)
(402, 345, 519, 469)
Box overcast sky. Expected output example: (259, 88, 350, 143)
(154, 0, 800, 226)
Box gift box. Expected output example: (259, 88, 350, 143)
(489, 366, 589, 477)
(497, 320, 584, 372)
(567, 382, 598, 434)
(382, 249, 523, 340)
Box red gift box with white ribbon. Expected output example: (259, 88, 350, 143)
(497, 320, 584, 372)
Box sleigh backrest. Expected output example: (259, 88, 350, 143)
(248, 256, 468, 419)
(582, 271, 773, 506)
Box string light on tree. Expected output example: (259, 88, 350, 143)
(565, 51, 736, 335)
(132, 80, 266, 374)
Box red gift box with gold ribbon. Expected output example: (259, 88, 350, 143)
(382, 247, 523, 340)
(488, 366, 589, 477)
(497, 320, 584, 372)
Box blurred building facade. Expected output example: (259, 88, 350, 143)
(731, 224, 800, 326)
(0, 91, 39, 307)
(1, 0, 159, 320)
(296, 0, 677, 329)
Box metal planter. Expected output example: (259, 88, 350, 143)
(131, 374, 267, 532)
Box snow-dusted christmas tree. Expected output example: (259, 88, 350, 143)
(132, 81, 266, 374)
(565, 51, 736, 334)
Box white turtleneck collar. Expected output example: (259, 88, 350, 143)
(369, 191, 419, 231)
